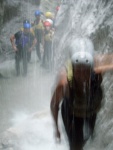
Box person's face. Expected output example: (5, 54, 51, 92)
(73, 64, 92, 82)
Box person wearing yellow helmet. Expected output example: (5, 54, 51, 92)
(45, 11, 55, 29)
(45, 12, 53, 19)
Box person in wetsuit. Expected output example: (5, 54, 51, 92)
(50, 38, 109, 150)
(10, 22, 36, 76)
(32, 10, 44, 62)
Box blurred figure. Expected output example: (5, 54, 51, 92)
(56, 6, 60, 11)
(50, 38, 113, 150)
(55, 6, 60, 18)
(45, 18, 55, 31)
(42, 21, 54, 69)
(10, 22, 37, 76)
(45, 19, 54, 28)
(20, 19, 35, 62)
(32, 10, 44, 62)
(45, 11, 55, 28)
(45, 11, 53, 20)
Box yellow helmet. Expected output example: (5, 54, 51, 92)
(45, 12, 53, 18)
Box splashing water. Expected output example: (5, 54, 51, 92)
(52, 0, 113, 150)
(1, 0, 113, 150)
(53, 0, 113, 69)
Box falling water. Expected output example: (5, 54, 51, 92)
(53, 0, 113, 150)
(1, 0, 113, 150)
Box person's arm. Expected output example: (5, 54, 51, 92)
(94, 54, 113, 73)
(50, 68, 67, 140)
(50, 84, 63, 139)
(94, 64, 113, 74)
(10, 35, 18, 52)
(29, 37, 37, 52)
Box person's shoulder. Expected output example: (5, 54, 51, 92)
(20, 27, 24, 31)
(56, 67, 67, 87)
(14, 30, 22, 37)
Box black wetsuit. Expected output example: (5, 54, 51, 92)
(15, 31, 34, 75)
(61, 72, 103, 150)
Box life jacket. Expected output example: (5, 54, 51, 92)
(65, 60, 103, 117)
(44, 30, 53, 42)
(32, 20, 44, 42)
(33, 19, 44, 30)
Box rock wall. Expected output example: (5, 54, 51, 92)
(0, 0, 4, 29)
(53, 0, 113, 69)
(0, 0, 41, 28)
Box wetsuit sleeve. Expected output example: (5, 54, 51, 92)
(14, 31, 21, 40)
(91, 72, 103, 113)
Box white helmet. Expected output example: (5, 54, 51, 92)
(71, 52, 94, 67)
(46, 19, 53, 25)
(70, 38, 94, 67)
